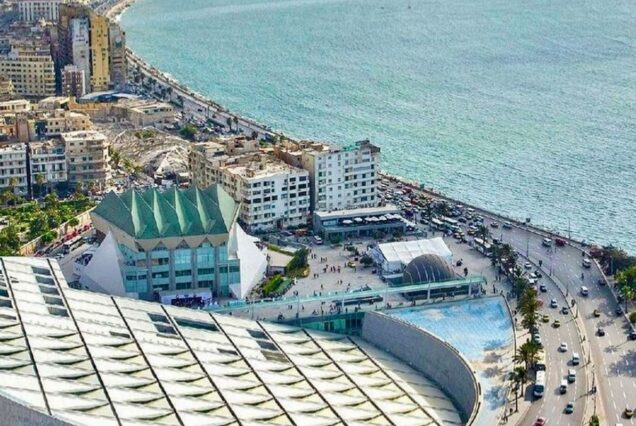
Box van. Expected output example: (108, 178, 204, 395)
(572, 353, 580, 365)
(582, 258, 592, 268)
(560, 380, 568, 394)
(313, 236, 323, 245)
(581, 286, 589, 296)
(567, 369, 576, 382)
(542, 238, 553, 247)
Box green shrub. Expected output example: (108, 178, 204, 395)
(629, 311, 636, 324)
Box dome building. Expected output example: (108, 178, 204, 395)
(402, 253, 455, 285)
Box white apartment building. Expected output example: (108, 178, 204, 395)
(62, 130, 111, 187)
(0, 99, 30, 114)
(29, 140, 67, 185)
(190, 143, 310, 231)
(275, 139, 381, 212)
(18, 0, 64, 22)
(0, 143, 27, 193)
(70, 16, 91, 93)
(0, 40, 55, 98)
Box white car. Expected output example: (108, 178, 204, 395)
(524, 262, 532, 269)
(559, 342, 568, 352)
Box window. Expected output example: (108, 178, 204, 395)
(198, 268, 214, 276)
(247, 329, 268, 339)
(176, 282, 191, 290)
(148, 313, 169, 324)
(174, 317, 218, 332)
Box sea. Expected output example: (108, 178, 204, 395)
(120, 0, 636, 252)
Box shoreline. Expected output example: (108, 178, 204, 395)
(105, 0, 611, 253)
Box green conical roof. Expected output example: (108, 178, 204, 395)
(91, 185, 238, 240)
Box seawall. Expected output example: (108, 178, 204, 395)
(361, 311, 480, 424)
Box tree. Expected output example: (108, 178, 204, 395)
(509, 366, 527, 412)
(477, 224, 490, 243)
(519, 288, 540, 331)
(44, 191, 59, 210)
(68, 217, 80, 228)
(233, 116, 239, 131)
(7, 177, 17, 194)
(110, 149, 121, 168)
(34, 173, 46, 198)
(179, 124, 197, 140)
(360, 255, 373, 267)
(616, 266, 636, 311)
(0, 224, 20, 255)
(513, 340, 541, 370)
(226, 117, 232, 132)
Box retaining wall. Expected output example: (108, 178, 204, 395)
(0, 393, 71, 426)
(361, 312, 480, 424)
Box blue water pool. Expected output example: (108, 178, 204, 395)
(390, 296, 514, 426)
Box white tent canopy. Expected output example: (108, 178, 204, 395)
(374, 237, 453, 274)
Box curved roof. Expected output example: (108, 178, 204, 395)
(402, 254, 454, 284)
(0, 256, 462, 426)
(91, 185, 238, 239)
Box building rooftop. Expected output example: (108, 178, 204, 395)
(376, 238, 453, 266)
(315, 205, 400, 220)
(61, 130, 107, 142)
(91, 186, 239, 240)
(224, 156, 305, 180)
(0, 256, 461, 425)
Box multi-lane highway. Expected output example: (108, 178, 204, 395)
(484, 218, 635, 425)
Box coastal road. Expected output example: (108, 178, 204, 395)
(488, 220, 635, 424)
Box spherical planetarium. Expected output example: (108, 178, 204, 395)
(402, 254, 455, 284)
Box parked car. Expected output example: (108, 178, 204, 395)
(555, 238, 566, 247)
(593, 309, 601, 317)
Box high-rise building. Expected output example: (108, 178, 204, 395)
(0, 40, 55, 98)
(57, 4, 125, 93)
(61, 130, 111, 187)
(275, 139, 381, 212)
(88, 14, 110, 92)
(108, 22, 127, 90)
(61, 64, 86, 97)
(70, 16, 90, 92)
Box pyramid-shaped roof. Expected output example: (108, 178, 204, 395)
(91, 185, 238, 240)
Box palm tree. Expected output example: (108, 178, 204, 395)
(477, 224, 490, 242)
(35, 173, 45, 198)
(509, 366, 527, 412)
(513, 341, 541, 370)
(226, 117, 232, 132)
(233, 116, 239, 131)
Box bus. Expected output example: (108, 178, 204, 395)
(62, 235, 83, 254)
(430, 218, 444, 230)
(535, 350, 546, 371)
(534, 371, 546, 398)
(442, 216, 459, 231)
(473, 238, 493, 257)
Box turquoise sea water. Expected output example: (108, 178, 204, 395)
(120, 0, 636, 251)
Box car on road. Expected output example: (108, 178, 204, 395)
(571, 353, 580, 365)
(567, 369, 576, 382)
(565, 401, 575, 414)
(582, 258, 592, 268)
(550, 299, 558, 308)
(535, 270, 543, 278)
(559, 380, 568, 394)
(490, 222, 499, 228)
(559, 342, 568, 352)
(539, 284, 547, 292)
(561, 306, 570, 315)
(524, 262, 532, 269)
(533, 334, 542, 346)
(630, 329, 636, 340)
(624, 406, 634, 419)
(581, 286, 589, 296)
(542, 238, 552, 247)
(593, 309, 601, 317)
(534, 417, 547, 426)
(542, 314, 550, 323)
(597, 278, 606, 286)
(503, 221, 512, 229)
(555, 238, 566, 247)
(55, 253, 64, 260)
(597, 327, 606, 336)
(553, 319, 561, 328)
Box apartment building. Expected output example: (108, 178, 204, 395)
(70, 17, 90, 92)
(0, 40, 55, 98)
(42, 109, 92, 136)
(108, 22, 127, 90)
(0, 143, 27, 193)
(0, 75, 14, 101)
(0, 99, 30, 114)
(275, 139, 381, 212)
(18, 0, 64, 22)
(62, 130, 111, 187)
(61, 64, 86, 97)
(29, 139, 67, 185)
(190, 142, 310, 231)
(88, 14, 110, 92)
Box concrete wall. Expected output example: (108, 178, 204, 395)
(0, 393, 71, 426)
(362, 312, 480, 424)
